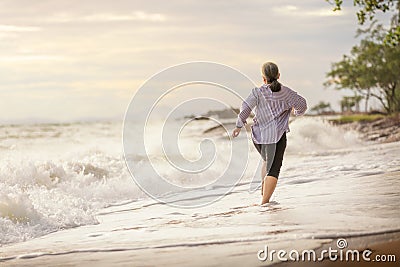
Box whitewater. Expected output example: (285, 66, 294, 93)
(0, 117, 399, 265)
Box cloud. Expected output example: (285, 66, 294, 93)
(46, 11, 166, 23)
(0, 25, 41, 40)
(0, 55, 67, 62)
(273, 5, 344, 17)
(0, 0, 363, 121)
(0, 25, 41, 32)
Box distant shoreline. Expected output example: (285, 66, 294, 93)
(329, 114, 400, 143)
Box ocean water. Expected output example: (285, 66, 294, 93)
(0, 122, 141, 245)
(1, 117, 399, 250)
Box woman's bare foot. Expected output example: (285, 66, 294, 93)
(261, 176, 278, 205)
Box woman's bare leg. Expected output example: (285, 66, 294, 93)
(261, 161, 267, 195)
(261, 176, 278, 205)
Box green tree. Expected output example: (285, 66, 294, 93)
(339, 96, 363, 113)
(340, 96, 355, 113)
(311, 101, 333, 114)
(326, 26, 400, 114)
(327, 0, 400, 45)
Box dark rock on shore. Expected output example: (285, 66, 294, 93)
(338, 114, 400, 143)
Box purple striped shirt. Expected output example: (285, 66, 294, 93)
(236, 84, 307, 144)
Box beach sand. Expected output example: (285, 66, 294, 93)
(277, 233, 400, 267)
(1, 233, 399, 266)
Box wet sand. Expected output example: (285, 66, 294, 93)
(1, 233, 399, 266)
(277, 233, 400, 267)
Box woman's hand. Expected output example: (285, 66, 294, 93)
(232, 127, 241, 138)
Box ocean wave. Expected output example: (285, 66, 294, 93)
(286, 117, 361, 154)
(0, 153, 141, 245)
(0, 118, 394, 247)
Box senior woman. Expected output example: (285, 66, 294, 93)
(232, 62, 307, 205)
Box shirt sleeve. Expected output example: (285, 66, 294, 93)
(236, 88, 258, 128)
(287, 90, 307, 116)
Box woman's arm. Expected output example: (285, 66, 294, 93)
(287, 90, 307, 116)
(236, 89, 258, 128)
(233, 89, 257, 138)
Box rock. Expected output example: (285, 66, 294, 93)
(338, 114, 400, 143)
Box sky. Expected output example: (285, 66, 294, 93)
(0, 0, 384, 123)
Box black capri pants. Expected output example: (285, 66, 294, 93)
(253, 132, 287, 179)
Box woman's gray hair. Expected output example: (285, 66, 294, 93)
(261, 62, 281, 92)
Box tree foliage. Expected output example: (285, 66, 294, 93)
(340, 96, 363, 113)
(311, 101, 333, 114)
(325, 26, 400, 113)
(327, 0, 400, 45)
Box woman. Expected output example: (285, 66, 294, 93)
(232, 62, 307, 205)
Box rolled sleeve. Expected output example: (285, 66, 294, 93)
(288, 91, 307, 116)
(236, 88, 258, 128)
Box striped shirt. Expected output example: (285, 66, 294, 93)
(236, 84, 307, 144)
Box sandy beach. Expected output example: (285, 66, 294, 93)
(278, 233, 400, 267)
(2, 235, 400, 266)
(1, 230, 399, 266)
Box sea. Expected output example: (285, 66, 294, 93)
(0, 116, 399, 264)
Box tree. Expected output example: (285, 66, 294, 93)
(325, 26, 400, 113)
(311, 101, 333, 114)
(340, 96, 363, 113)
(340, 97, 355, 113)
(327, 0, 400, 46)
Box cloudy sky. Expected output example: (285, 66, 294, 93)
(0, 0, 379, 122)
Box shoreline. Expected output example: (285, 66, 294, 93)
(329, 113, 400, 143)
(1, 230, 399, 266)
